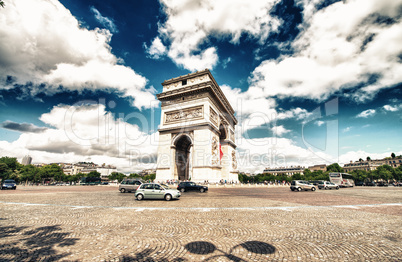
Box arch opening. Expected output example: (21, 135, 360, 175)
(219, 124, 227, 140)
(175, 135, 192, 181)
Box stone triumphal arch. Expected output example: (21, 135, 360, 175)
(155, 69, 238, 183)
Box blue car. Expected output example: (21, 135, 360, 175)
(1, 179, 17, 190)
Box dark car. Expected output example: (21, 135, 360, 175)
(377, 182, 388, 187)
(177, 182, 208, 193)
(392, 182, 402, 187)
(364, 181, 376, 186)
(355, 181, 364, 186)
(1, 179, 17, 190)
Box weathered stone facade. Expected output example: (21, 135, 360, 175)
(155, 69, 238, 183)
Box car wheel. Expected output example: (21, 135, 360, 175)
(165, 194, 172, 201)
(311, 187, 316, 191)
(200, 188, 205, 193)
(336, 186, 339, 190)
(136, 194, 144, 201)
(297, 187, 302, 192)
(180, 188, 185, 193)
(291, 188, 294, 191)
(324, 187, 328, 190)
(120, 188, 126, 193)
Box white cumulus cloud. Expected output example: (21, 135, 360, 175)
(0, 0, 157, 109)
(0, 104, 158, 172)
(249, 0, 402, 101)
(356, 109, 376, 118)
(152, 0, 281, 71)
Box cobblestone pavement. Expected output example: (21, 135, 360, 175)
(0, 185, 401, 261)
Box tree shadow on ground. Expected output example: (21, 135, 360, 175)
(117, 240, 275, 262)
(0, 223, 79, 261)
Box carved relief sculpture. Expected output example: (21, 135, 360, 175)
(210, 107, 218, 125)
(212, 136, 219, 165)
(165, 106, 203, 124)
(232, 150, 237, 170)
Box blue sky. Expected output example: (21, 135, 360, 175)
(0, 0, 401, 173)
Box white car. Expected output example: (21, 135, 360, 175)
(318, 181, 339, 190)
(135, 183, 181, 201)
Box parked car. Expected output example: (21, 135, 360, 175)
(290, 180, 316, 192)
(377, 182, 388, 187)
(309, 180, 325, 186)
(177, 182, 208, 193)
(318, 181, 339, 190)
(1, 179, 17, 190)
(135, 183, 181, 201)
(364, 182, 376, 186)
(355, 181, 364, 186)
(119, 179, 143, 193)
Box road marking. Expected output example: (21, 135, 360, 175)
(0, 201, 401, 211)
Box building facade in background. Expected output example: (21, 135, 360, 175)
(263, 166, 305, 176)
(21, 155, 32, 165)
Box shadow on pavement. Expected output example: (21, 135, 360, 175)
(0, 223, 79, 261)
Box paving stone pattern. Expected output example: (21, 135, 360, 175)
(0, 186, 401, 261)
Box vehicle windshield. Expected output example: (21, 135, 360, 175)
(161, 184, 171, 189)
(4, 180, 15, 183)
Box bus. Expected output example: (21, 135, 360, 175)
(329, 173, 354, 187)
(80, 177, 101, 185)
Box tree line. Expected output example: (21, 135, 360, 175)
(239, 163, 402, 184)
(0, 157, 155, 184)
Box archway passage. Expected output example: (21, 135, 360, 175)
(175, 135, 192, 181)
(219, 124, 227, 140)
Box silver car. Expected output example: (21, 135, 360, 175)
(119, 179, 143, 193)
(135, 183, 181, 201)
(318, 181, 339, 190)
(290, 180, 316, 191)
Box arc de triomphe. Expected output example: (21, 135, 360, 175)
(155, 69, 238, 183)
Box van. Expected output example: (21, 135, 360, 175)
(119, 179, 143, 193)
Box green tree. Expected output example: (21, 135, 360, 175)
(87, 171, 101, 178)
(39, 164, 63, 183)
(20, 164, 39, 184)
(303, 169, 312, 177)
(143, 173, 156, 182)
(109, 172, 126, 182)
(375, 165, 393, 182)
(129, 173, 140, 178)
(311, 170, 326, 180)
(326, 163, 344, 173)
(291, 173, 302, 180)
(9, 169, 21, 183)
(366, 156, 371, 161)
(0, 1, 5, 8)
(350, 169, 369, 182)
(391, 153, 396, 159)
(238, 173, 249, 183)
(0, 162, 10, 181)
(0, 156, 20, 171)
(394, 166, 402, 181)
